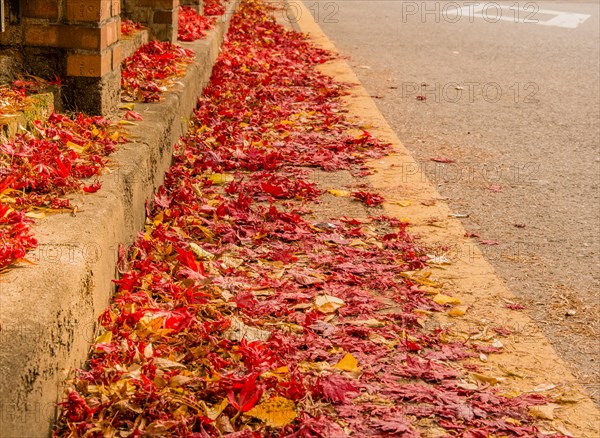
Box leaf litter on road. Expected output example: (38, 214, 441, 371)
(54, 0, 571, 436)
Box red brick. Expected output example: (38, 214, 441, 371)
(104, 18, 120, 47)
(64, 27, 102, 50)
(21, 1, 60, 20)
(65, 0, 111, 22)
(24, 23, 119, 50)
(111, 43, 122, 70)
(67, 52, 112, 77)
(138, 0, 179, 8)
(24, 25, 60, 47)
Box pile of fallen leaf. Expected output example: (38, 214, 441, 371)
(54, 1, 568, 436)
(0, 85, 28, 116)
(121, 41, 196, 103)
(0, 77, 60, 117)
(0, 109, 126, 270)
(179, 6, 217, 41)
(204, 0, 227, 16)
(121, 19, 144, 37)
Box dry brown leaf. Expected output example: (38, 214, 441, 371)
(315, 295, 345, 313)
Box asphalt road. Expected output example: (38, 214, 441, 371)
(296, 0, 600, 398)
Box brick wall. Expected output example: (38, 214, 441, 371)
(122, 0, 180, 43)
(0, 0, 185, 115)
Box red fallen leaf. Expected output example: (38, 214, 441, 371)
(404, 338, 422, 352)
(0, 202, 37, 270)
(121, 19, 144, 37)
(353, 191, 384, 206)
(55, 155, 72, 178)
(234, 290, 259, 310)
(124, 110, 143, 121)
(0, 176, 16, 193)
(227, 374, 263, 412)
(163, 308, 195, 331)
(371, 414, 418, 436)
(277, 376, 307, 401)
(479, 239, 499, 245)
(82, 181, 102, 193)
(153, 187, 171, 208)
(204, 0, 226, 16)
(430, 157, 455, 163)
(416, 95, 427, 101)
(48, 75, 63, 86)
(514, 223, 526, 228)
(464, 232, 480, 238)
(506, 303, 526, 310)
(176, 246, 204, 274)
(312, 374, 358, 404)
(493, 326, 512, 336)
(260, 181, 287, 197)
(178, 6, 216, 42)
(58, 389, 95, 423)
(488, 184, 503, 192)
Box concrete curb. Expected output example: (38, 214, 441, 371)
(0, 2, 239, 436)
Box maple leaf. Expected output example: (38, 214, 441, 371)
(352, 191, 384, 206)
(370, 414, 417, 436)
(227, 374, 263, 412)
(124, 110, 143, 121)
(312, 374, 358, 404)
(430, 157, 455, 163)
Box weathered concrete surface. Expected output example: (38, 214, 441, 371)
(0, 2, 239, 436)
(121, 28, 150, 61)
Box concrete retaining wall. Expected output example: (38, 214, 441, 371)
(0, 2, 239, 436)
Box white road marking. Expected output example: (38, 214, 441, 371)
(446, 4, 591, 29)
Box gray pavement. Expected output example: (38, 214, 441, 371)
(297, 0, 600, 398)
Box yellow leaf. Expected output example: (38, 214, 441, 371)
(206, 398, 228, 420)
(315, 295, 345, 313)
(401, 271, 444, 288)
(189, 242, 215, 260)
(95, 331, 112, 344)
(153, 211, 164, 226)
(272, 366, 289, 374)
(110, 131, 120, 141)
(25, 211, 46, 219)
(246, 397, 297, 428)
(334, 353, 359, 372)
(66, 141, 85, 153)
(261, 365, 290, 380)
(448, 306, 468, 317)
(119, 103, 135, 111)
(471, 373, 500, 385)
(390, 200, 412, 207)
(433, 294, 461, 305)
(94, 331, 113, 351)
(528, 404, 560, 420)
(327, 189, 350, 197)
(207, 173, 234, 185)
